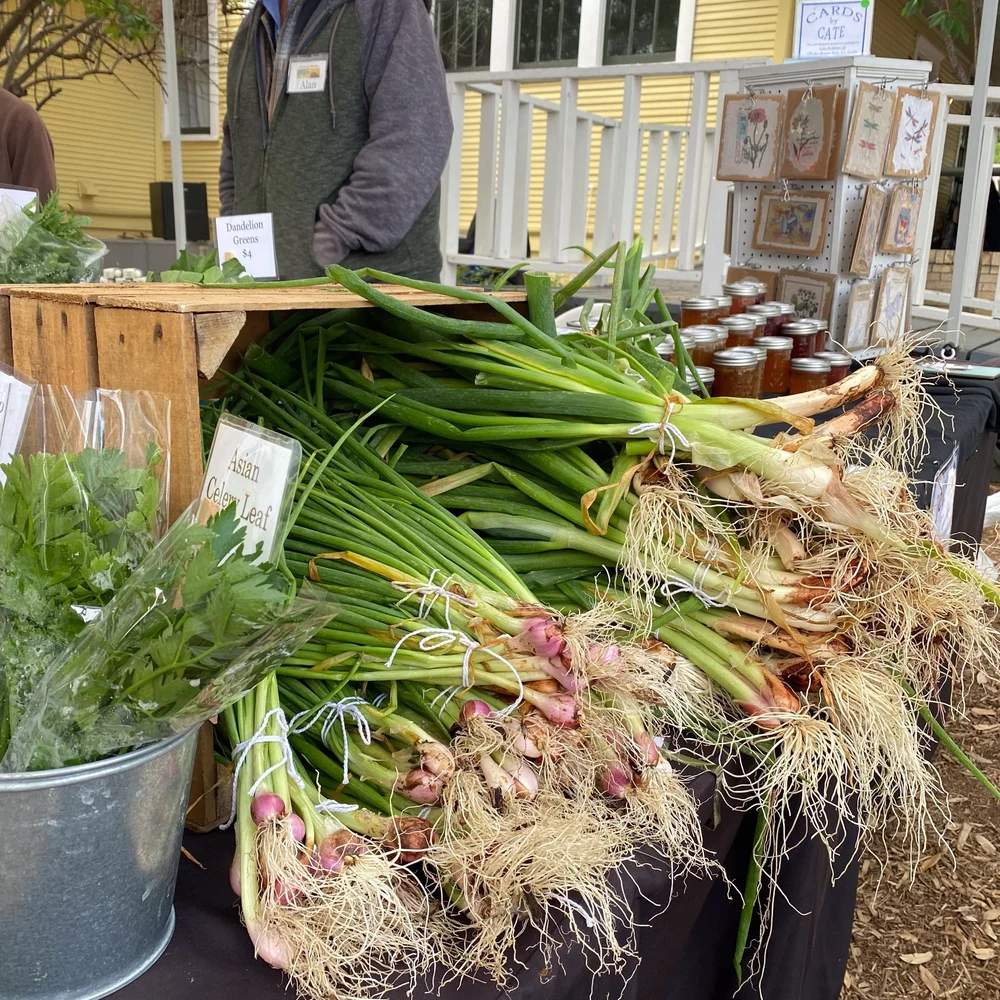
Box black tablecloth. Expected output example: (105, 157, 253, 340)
(117, 377, 996, 1000)
(120, 778, 858, 1000)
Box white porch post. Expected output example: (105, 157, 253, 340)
(578, 0, 606, 68)
(161, 0, 187, 254)
(701, 68, 739, 295)
(490, 0, 517, 71)
(948, 0, 998, 331)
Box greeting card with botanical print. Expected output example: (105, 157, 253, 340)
(780, 85, 840, 180)
(843, 83, 897, 181)
(716, 93, 785, 183)
(881, 185, 922, 253)
(886, 88, 940, 179)
(844, 281, 876, 351)
(777, 269, 837, 322)
(752, 189, 831, 256)
(850, 184, 888, 277)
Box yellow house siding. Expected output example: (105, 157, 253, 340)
(39, 64, 160, 237)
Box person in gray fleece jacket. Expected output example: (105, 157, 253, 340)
(219, 0, 452, 280)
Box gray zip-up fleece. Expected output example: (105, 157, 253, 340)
(219, 0, 452, 280)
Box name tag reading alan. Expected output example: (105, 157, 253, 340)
(200, 415, 301, 564)
(214, 212, 278, 280)
(287, 56, 328, 94)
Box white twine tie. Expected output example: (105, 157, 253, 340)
(392, 569, 477, 622)
(384, 627, 525, 717)
(290, 696, 373, 787)
(223, 707, 305, 830)
(628, 401, 691, 461)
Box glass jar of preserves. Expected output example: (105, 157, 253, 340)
(723, 282, 758, 314)
(743, 345, 767, 398)
(746, 303, 783, 338)
(689, 327, 722, 367)
(685, 367, 715, 397)
(719, 315, 758, 348)
(754, 336, 793, 394)
(748, 280, 769, 304)
(746, 311, 768, 339)
(714, 294, 733, 317)
(766, 300, 796, 321)
(810, 320, 829, 354)
(778, 320, 817, 358)
(814, 351, 851, 385)
(681, 296, 719, 327)
(790, 357, 831, 394)
(711, 349, 760, 399)
(655, 332, 695, 363)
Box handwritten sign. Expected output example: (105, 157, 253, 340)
(793, 1, 873, 60)
(214, 212, 278, 280)
(0, 366, 36, 483)
(200, 414, 301, 563)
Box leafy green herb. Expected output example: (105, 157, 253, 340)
(158, 248, 252, 285)
(1, 504, 319, 773)
(0, 190, 106, 284)
(0, 447, 162, 756)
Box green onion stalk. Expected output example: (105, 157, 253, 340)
(217, 674, 449, 1000)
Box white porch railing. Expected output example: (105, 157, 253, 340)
(912, 83, 1000, 333)
(438, 59, 767, 285)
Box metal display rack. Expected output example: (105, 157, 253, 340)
(727, 57, 931, 354)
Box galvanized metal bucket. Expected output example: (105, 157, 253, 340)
(0, 729, 198, 1000)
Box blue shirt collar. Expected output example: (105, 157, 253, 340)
(260, 0, 283, 37)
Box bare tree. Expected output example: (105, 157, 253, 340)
(0, 1, 167, 110)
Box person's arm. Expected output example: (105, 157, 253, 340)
(313, 0, 452, 266)
(219, 115, 235, 217)
(9, 101, 56, 200)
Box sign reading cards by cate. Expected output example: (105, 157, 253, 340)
(0, 367, 36, 484)
(792, 1, 873, 59)
(200, 415, 301, 564)
(214, 212, 278, 279)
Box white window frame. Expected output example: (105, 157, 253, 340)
(487, 0, 693, 70)
(161, 0, 220, 142)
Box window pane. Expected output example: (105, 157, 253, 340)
(604, 0, 632, 59)
(653, 0, 680, 55)
(516, 0, 580, 65)
(604, 0, 678, 61)
(436, 0, 493, 70)
(176, 0, 211, 133)
(517, 0, 540, 64)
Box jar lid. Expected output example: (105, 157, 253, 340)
(718, 315, 757, 330)
(811, 319, 829, 331)
(814, 351, 850, 365)
(790, 357, 832, 372)
(754, 336, 793, 351)
(691, 328, 722, 343)
(795, 319, 822, 331)
(747, 313, 767, 328)
(714, 295, 733, 308)
(780, 320, 817, 334)
(681, 297, 718, 308)
(686, 367, 716, 385)
(681, 325, 721, 335)
(723, 282, 756, 295)
(765, 300, 796, 315)
(712, 348, 758, 368)
(747, 304, 783, 317)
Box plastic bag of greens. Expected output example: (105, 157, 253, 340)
(0, 386, 170, 757)
(2, 501, 335, 773)
(0, 192, 106, 284)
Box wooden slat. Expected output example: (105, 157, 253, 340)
(0, 294, 11, 367)
(2, 284, 526, 314)
(194, 311, 247, 380)
(93, 307, 203, 523)
(10, 297, 98, 389)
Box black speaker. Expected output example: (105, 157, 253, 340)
(149, 182, 210, 242)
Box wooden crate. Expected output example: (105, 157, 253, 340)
(0, 282, 527, 829)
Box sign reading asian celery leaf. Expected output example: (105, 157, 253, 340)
(792, 1, 873, 59)
(200, 415, 301, 564)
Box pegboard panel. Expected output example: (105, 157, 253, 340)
(726, 57, 931, 354)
